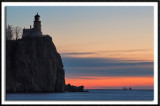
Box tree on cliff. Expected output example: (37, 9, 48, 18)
(6, 25, 13, 40)
(15, 26, 22, 40)
(6, 25, 22, 40)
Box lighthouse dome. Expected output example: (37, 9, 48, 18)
(35, 13, 40, 17)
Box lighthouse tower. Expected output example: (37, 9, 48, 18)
(33, 13, 41, 32)
(32, 13, 42, 36)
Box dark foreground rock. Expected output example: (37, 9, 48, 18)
(65, 84, 88, 92)
(6, 35, 65, 93)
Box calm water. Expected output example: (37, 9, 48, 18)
(6, 89, 153, 100)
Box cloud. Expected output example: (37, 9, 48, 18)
(60, 49, 150, 56)
(60, 52, 95, 56)
(62, 57, 153, 77)
(59, 49, 152, 59)
(99, 49, 150, 53)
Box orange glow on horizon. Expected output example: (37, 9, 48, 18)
(65, 76, 153, 89)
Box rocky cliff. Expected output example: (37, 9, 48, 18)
(6, 35, 65, 93)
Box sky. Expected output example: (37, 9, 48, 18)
(6, 6, 154, 89)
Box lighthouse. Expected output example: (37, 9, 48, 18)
(33, 13, 41, 32)
(22, 13, 42, 37)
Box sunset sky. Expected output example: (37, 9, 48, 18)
(6, 6, 154, 89)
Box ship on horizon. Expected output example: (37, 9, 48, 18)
(123, 87, 132, 90)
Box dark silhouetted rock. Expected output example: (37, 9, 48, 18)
(6, 35, 65, 93)
(64, 84, 88, 92)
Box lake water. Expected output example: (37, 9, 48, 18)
(6, 89, 153, 101)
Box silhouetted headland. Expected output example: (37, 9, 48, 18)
(6, 35, 65, 93)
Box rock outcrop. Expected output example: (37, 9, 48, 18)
(6, 35, 65, 93)
(64, 84, 88, 92)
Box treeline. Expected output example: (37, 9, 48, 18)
(6, 25, 22, 40)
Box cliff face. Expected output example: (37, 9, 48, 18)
(6, 35, 65, 93)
